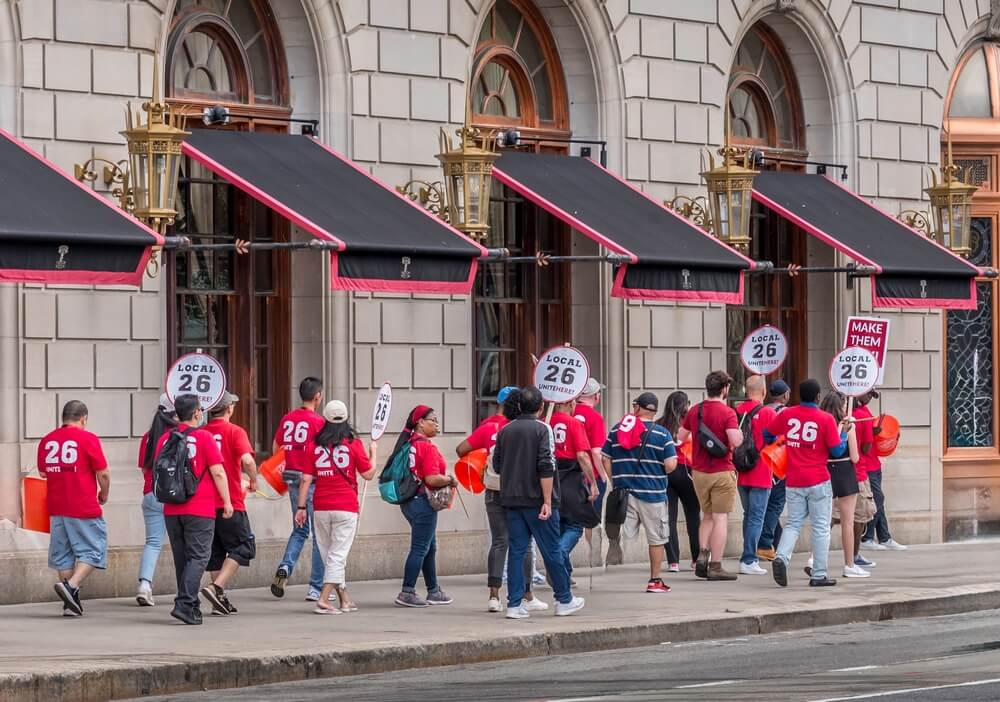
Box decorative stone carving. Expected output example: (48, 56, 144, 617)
(776, 0, 796, 12)
(989, 0, 1000, 41)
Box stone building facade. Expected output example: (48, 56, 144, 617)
(1, 0, 996, 603)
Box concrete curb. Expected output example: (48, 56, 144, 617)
(4, 585, 999, 702)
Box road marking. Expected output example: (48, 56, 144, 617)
(675, 680, 739, 689)
(831, 665, 880, 672)
(809, 677, 1000, 701)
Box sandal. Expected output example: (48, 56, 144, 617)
(340, 601, 359, 612)
(313, 604, 342, 615)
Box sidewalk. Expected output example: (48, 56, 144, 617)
(2, 541, 998, 702)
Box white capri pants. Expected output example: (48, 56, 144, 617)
(313, 510, 359, 585)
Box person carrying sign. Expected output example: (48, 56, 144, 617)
(763, 379, 848, 588)
(677, 371, 743, 582)
(602, 393, 677, 593)
(735, 375, 777, 576)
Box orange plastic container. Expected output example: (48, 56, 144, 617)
(22, 476, 49, 533)
(259, 448, 288, 496)
(455, 449, 488, 494)
(875, 415, 900, 458)
(761, 437, 788, 481)
(677, 439, 693, 465)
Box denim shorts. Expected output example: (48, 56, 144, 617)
(48, 516, 108, 570)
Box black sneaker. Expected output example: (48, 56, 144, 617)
(200, 584, 229, 616)
(270, 567, 288, 598)
(772, 559, 788, 587)
(219, 591, 237, 615)
(54, 580, 82, 616)
(62, 603, 80, 618)
(809, 577, 837, 587)
(170, 607, 203, 625)
(804, 566, 812, 577)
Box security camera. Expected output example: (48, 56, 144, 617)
(202, 105, 231, 126)
(498, 129, 520, 148)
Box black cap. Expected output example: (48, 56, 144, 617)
(633, 392, 659, 412)
(799, 379, 822, 404)
(769, 379, 790, 396)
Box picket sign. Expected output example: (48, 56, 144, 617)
(370, 383, 393, 442)
(843, 316, 891, 385)
(534, 345, 590, 404)
(829, 347, 879, 397)
(164, 351, 226, 410)
(739, 324, 788, 375)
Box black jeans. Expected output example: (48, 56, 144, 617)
(485, 490, 532, 590)
(164, 514, 215, 613)
(863, 469, 892, 543)
(665, 466, 701, 564)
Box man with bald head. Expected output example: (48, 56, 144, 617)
(734, 375, 777, 576)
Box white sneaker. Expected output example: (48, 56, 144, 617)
(843, 564, 871, 578)
(863, 539, 887, 551)
(554, 596, 585, 617)
(505, 605, 530, 619)
(523, 598, 549, 612)
(668, 563, 680, 573)
(881, 539, 907, 551)
(136, 581, 155, 607)
(739, 561, 768, 575)
(488, 597, 502, 613)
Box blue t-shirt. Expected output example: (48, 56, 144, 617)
(601, 420, 676, 503)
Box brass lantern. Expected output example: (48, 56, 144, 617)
(120, 54, 190, 235)
(701, 132, 757, 252)
(924, 136, 977, 257)
(437, 125, 499, 240)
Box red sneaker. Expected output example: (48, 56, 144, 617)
(646, 578, 671, 593)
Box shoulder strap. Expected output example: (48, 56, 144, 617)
(636, 420, 653, 459)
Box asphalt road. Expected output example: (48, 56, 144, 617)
(142, 609, 1000, 702)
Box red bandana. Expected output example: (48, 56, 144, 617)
(616, 413, 646, 449)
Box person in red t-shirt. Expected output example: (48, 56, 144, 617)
(734, 375, 778, 577)
(270, 377, 327, 601)
(550, 399, 599, 582)
(764, 379, 848, 588)
(200, 391, 258, 615)
(38, 401, 109, 617)
(158, 394, 231, 625)
(677, 370, 743, 581)
(393, 405, 458, 608)
(295, 400, 376, 615)
(852, 391, 882, 564)
(135, 393, 177, 607)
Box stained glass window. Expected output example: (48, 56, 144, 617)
(947, 217, 994, 448)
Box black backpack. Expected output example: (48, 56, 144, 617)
(732, 405, 763, 473)
(153, 428, 203, 505)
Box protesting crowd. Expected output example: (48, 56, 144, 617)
(34, 369, 905, 624)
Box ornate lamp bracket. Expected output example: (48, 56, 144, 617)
(396, 180, 449, 222)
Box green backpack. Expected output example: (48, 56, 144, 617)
(379, 444, 421, 505)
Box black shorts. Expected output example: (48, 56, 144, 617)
(207, 510, 256, 570)
(828, 460, 859, 499)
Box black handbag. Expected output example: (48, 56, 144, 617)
(604, 424, 652, 526)
(696, 402, 729, 459)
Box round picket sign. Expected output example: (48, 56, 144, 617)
(739, 324, 788, 375)
(165, 352, 227, 410)
(533, 345, 590, 403)
(371, 382, 393, 441)
(829, 347, 879, 397)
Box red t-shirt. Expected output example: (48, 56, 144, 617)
(852, 405, 878, 482)
(735, 400, 777, 489)
(682, 400, 739, 473)
(275, 408, 325, 472)
(205, 419, 255, 511)
(410, 437, 447, 481)
(573, 403, 606, 451)
(37, 426, 108, 519)
(550, 411, 590, 461)
(766, 405, 843, 488)
(157, 428, 225, 518)
(303, 438, 372, 512)
(465, 416, 509, 452)
(138, 433, 154, 495)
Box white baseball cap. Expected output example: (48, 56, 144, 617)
(323, 400, 349, 424)
(582, 378, 604, 396)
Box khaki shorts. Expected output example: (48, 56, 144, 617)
(854, 478, 877, 524)
(623, 495, 670, 546)
(691, 469, 737, 514)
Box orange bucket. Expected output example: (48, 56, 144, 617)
(259, 448, 288, 496)
(677, 439, 693, 465)
(875, 415, 900, 457)
(455, 449, 488, 494)
(761, 437, 788, 481)
(22, 476, 49, 533)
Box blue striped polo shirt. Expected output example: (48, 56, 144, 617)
(601, 420, 676, 503)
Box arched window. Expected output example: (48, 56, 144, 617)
(948, 44, 996, 119)
(471, 0, 568, 133)
(728, 24, 804, 152)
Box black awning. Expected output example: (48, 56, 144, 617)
(0, 129, 162, 286)
(183, 130, 484, 294)
(492, 152, 754, 302)
(752, 171, 979, 309)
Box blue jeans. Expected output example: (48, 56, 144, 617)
(48, 516, 108, 570)
(863, 469, 891, 543)
(559, 522, 584, 576)
(759, 479, 785, 550)
(139, 492, 165, 583)
(279, 471, 324, 592)
(507, 507, 572, 608)
(738, 486, 771, 565)
(776, 481, 833, 579)
(400, 494, 439, 593)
